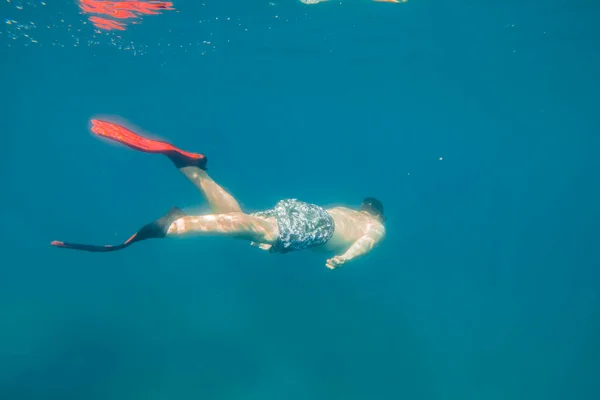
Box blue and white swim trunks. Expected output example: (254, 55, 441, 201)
(252, 199, 335, 254)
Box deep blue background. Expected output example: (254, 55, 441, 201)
(1, 1, 599, 399)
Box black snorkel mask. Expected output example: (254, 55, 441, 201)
(360, 197, 385, 222)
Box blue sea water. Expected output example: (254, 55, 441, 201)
(1, 0, 599, 399)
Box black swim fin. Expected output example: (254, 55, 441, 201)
(51, 207, 187, 253)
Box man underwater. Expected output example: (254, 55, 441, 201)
(51, 120, 386, 270)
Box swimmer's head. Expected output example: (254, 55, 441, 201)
(361, 197, 385, 222)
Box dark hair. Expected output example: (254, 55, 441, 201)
(361, 197, 385, 222)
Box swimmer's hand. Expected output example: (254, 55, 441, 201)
(251, 241, 272, 251)
(326, 255, 346, 270)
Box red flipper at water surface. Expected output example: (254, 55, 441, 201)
(90, 119, 207, 169)
(79, 1, 175, 31)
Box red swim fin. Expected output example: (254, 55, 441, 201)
(51, 207, 186, 253)
(90, 119, 207, 169)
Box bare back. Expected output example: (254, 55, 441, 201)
(313, 207, 385, 253)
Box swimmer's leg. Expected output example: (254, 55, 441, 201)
(166, 212, 278, 244)
(90, 119, 242, 214)
(178, 166, 242, 214)
(51, 208, 278, 252)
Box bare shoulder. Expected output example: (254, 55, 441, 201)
(369, 218, 386, 240)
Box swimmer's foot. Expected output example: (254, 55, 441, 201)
(51, 207, 187, 253)
(91, 119, 207, 169)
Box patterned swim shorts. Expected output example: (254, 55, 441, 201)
(251, 198, 335, 254)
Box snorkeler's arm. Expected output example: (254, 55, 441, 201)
(325, 224, 385, 269)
